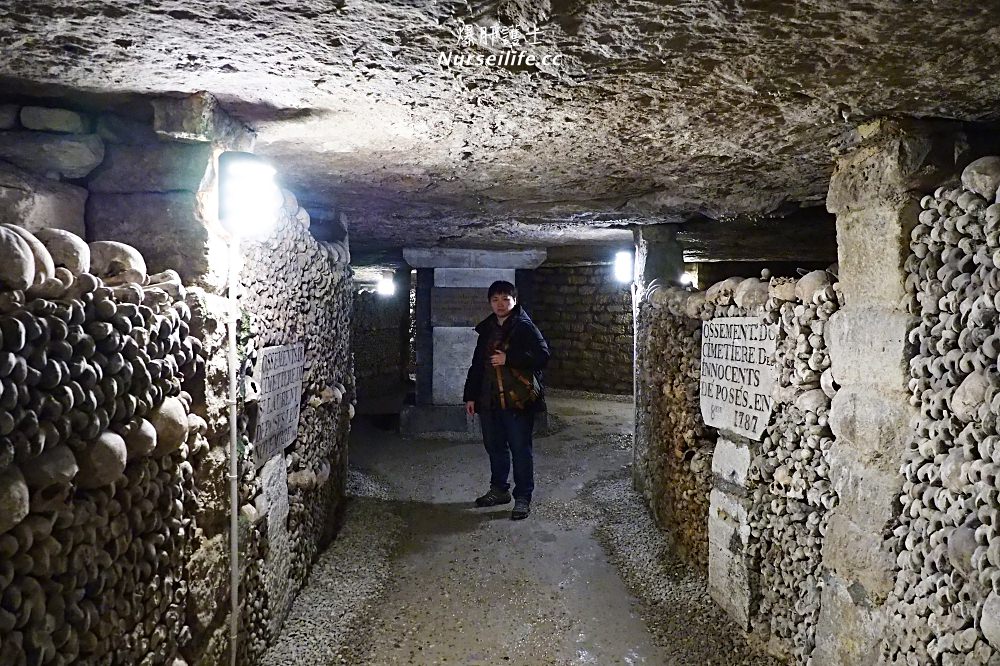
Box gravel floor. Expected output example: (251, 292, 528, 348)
(266, 395, 776, 665)
(583, 469, 778, 665)
(261, 470, 404, 666)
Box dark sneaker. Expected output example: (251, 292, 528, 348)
(511, 498, 530, 520)
(475, 487, 512, 507)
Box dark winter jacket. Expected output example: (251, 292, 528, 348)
(463, 304, 550, 412)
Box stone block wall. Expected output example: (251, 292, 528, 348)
(532, 265, 632, 394)
(352, 280, 409, 406)
(813, 119, 969, 665)
(0, 94, 354, 666)
(0, 103, 94, 236)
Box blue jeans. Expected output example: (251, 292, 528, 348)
(480, 409, 535, 501)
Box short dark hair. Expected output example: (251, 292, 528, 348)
(488, 280, 517, 300)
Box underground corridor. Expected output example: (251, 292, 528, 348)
(2, 3, 1000, 666)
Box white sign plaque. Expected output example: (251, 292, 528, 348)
(699, 317, 777, 440)
(253, 342, 305, 469)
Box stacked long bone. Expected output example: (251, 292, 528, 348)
(884, 156, 1000, 664)
(0, 224, 200, 665)
(638, 283, 715, 564)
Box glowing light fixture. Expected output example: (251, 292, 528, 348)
(218, 151, 284, 239)
(614, 251, 633, 283)
(680, 271, 696, 287)
(377, 270, 396, 296)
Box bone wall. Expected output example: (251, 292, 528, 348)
(229, 190, 353, 664)
(634, 286, 713, 565)
(532, 265, 633, 394)
(635, 269, 843, 663)
(745, 273, 841, 662)
(0, 94, 354, 666)
(879, 154, 1000, 664)
(0, 223, 201, 665)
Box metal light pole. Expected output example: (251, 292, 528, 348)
(217, 151, 284, 666)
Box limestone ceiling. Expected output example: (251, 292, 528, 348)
(1, 1, 999, 256)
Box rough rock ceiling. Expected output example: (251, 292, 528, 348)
(1, 1, 999, 255)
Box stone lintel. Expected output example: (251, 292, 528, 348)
(434, 267, 515, 287)
(403, 248, 546, 269)
(151, 92, 255, 151)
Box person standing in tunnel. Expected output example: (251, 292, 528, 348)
(464, 280, 550, 520)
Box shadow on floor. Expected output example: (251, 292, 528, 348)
(344, 492, 513, 539)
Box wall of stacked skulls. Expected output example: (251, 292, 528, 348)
(636, 268, 842, 662)
(0, 224, 201, 665)
(747, 271, 841, 663)
(0, 96, 355, 666)
(883, 156, 1000, 664)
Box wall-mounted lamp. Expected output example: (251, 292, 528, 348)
(218, 151, 284, 239)
(614, 250, 634, 283)
(680, 271, 696, 287)
(217, 151, 284, 666)
(377, 269, 396, 296)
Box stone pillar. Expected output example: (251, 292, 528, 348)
(708, 434, 756, 629)
(514, 268, 535, 313)
(813, 119, 968, 664)
(633, 226, 684, 493)
(633, 225, 684, 294)
(401, 248, 546, 436)
(414, 268, 433, 406)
